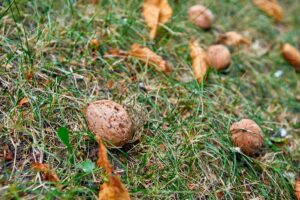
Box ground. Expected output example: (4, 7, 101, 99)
(0, 0, 300, 199)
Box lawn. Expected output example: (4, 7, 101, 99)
(1, 0, 300, 199)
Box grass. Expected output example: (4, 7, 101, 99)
(1, 0, 300, 199)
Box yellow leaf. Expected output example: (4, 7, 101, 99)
(142, 0, 173, 39)
(189, 40, 209, 83)
(97, 138, 131, 200)
(253, 0, 284, 21)
(281, 43, 300, 72)
(129, 43, 172, 73)
(32, 163, 60, 182)
(218, 31, 251, 47)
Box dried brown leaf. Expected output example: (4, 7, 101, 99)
(99, 175, 131, 200)
(218, 31, 251, 47)
(129, 43, 172, 73)
(296, 178, 300, 200)
(142, 0, 173, 39)
(91, 0, 99, 5)
(3, 145, 13, 161)
(97, 138, 131, 200)
(253, 0, 284, 21)
(281, 43, 300, 72)
(107, 80, 115, 89)
(90, 39, 101, 50)
(189, 40, 209, 83)
(105, 48, 129, 58)
(32, 163, 60, 182)
(104, 44, 171, 73)
(18, 97, 29, 106)
(25, 71, 34, 81)
(97, 138, 114, 174)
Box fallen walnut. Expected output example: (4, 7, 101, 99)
(86, 100, 133, 147)
(207, 45, 231, 70)
(188, 5, 215, 29)
(281, 43, 300, 72)
(230, 119, 265, 156)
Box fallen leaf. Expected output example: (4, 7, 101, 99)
(18, 97, 29, 106)
(107, 80, 115, 89)
(189, 40, 209, 83)
(129, 44, 172, 73)
(99, 175, 131, 200)
(218, 31, 251, 47)
(217, 191, 224, 199)
(97, 138, 131, 200)
(91, 0, 99, 4)
(253, 0, 284, 21)
(32, 163, 60, 182)
(142, 0, 173, 39)
(90, 39, 101, 50)
(281, 43, 300, 72)
(105, 48, 129, 58)
(3, 145, 13, 161)
(25, 71, 34, 81)
(97, 138, 114, 174)
(105, 44, 171, 73)
(296, 178, 300, 200)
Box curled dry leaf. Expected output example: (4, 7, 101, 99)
(218, 31, 251, 47)
(129, 44, 172, 73)
(281, 43, 300, 72)
(104, 44, 171, 73)
(253, 0, 284, 22)
(296, 178, 300, 200)
(230, 119, 265, 156)
(18, 97, 29, 106)
(32, 163, 60, 182)
(189, 40, 209, 83)
(142, 0, 173, 39)
(97, 138, 131, 200)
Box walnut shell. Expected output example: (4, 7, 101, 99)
(86, 100, 133, 147)
(207, 45, 231, 70)
(230, 119, 265, 156)
(188, 5, 215, 29)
